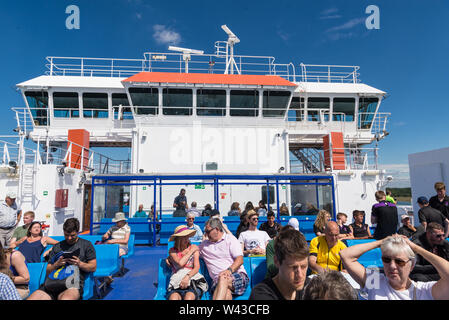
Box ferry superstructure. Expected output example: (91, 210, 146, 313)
(1, 26, 392, 236)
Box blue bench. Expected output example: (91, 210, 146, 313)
(26, 262, 94, 300)
(346, 239, 382, 268)
(250, 256, 267, 288)
(92, 244, 121, 298)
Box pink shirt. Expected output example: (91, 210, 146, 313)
(199, 233, 247, 284)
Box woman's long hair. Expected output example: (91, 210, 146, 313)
(0, 242, 13, 278)
(314, 209, 330, 231)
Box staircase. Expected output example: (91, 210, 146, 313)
(291, 148, 324, 173)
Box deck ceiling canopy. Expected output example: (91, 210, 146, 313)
(122, 72, 297, 88)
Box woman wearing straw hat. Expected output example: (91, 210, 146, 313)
(166, 225, 208, 300)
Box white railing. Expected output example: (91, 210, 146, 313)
(299, 63, 360, 83)
(326, 147, 379, 171)
(358, 112, 390, 137)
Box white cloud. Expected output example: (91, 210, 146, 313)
(325, 17, 365, 33)
(320, 7, 342, 20)
(323, 17, 365, 42)
(152, 25, 181, 46)
(136, 13, 142, 20)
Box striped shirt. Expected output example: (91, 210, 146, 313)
(0, 273, 21, 300)
(107, 224, 131, 251)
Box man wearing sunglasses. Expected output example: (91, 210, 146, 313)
(411, 222, 449, 282)
(238, 210, 271, 256)
(199, 218, 249, 300)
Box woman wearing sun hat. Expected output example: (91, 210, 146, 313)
(166, 225, 208, 300)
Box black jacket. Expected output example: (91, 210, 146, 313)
(411, 232, 449, 279)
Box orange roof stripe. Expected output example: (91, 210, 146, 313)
(122, 72, 297, 87)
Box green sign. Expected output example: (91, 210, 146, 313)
(143, 186, 147, 190)
(43, 191, 48, 196)
(195, 184, 205, 190)
(282, 185, 286, 190)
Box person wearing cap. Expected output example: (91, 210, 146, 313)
(0, 191, 22, 248)
(101, 212, 131, 257)
(397, 215, 424, 240)
(411, 222, 449, 282)
(238, 210, 271, 256)
(417, 196, 449, 237)
(166, 225, 207, 300)
(429, 182, 449, 219)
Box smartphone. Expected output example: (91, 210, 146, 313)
(62, 248, 81, 259)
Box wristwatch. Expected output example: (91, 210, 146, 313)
(227, 267, 233, 273)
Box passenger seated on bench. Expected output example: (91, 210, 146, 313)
(0, 272, 21, 300)
(279, 203, 289, 216)
(259, 211, 281, 239)
(186, 212, 203, 242)
(349, 210, 372, 240)
(302, 270, 357, 300)
(166, 225, 208, 300)
(201, 203, 213, 217)
(336, 212, 353, 240)
(187, 202, 202, 217)
(0, 242, 29, 299)
(101, 212, 131, 257)
(17, 221, 59, 263)
(200, 218, 249, 300)
(238, 210, 270, 256)
(313, 210, 331, 237)
(309, 221, 347, 274)
(411, 222, 449, 282)
(227, 202, 241, 216)
(10, 211, 35, 249)
(340, 234, 449, 300)
(134, 204, 147, 218)
(235, 211, 250, 239)
(250, 226, 309, 300)
(208, 210, 232, 236)
(255, 200, 268, 216)
(27, 218, 97, 301)
(265, 219, 302, 279)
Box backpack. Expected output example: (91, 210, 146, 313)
(43, 251, 80, 293)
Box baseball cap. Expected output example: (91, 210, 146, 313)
(417, 196, 428, 205)
(6, 191, 17, 199)
(401, 214, 410, 221)
(288, 218, 299, 231)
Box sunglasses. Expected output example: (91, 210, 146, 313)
(431, 233, 445, 239)
(251, 217, 259, 221)
(381, 256, 410, 267)
(205, 228, 215, 235)
(186, 218, 194, 221)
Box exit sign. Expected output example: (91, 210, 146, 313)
(195, 184, 205, 190)
(43, 191, 48, 196)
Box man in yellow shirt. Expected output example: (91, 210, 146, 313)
(308, 221, 347, 274)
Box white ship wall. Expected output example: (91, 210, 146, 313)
(13, 165, 85, 236)
(131, 125, 289, 215)
(409, 147, 449, 224)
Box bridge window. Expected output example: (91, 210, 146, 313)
(129, 88, 158, 115)
(333, 98, 355, 121)
(83, 93, 109, 118)
(307, 97, 329, 122)
(263, 91, 290, 117)
(112, 93, 132, 119)
(230, 90, 259, 117)
(53, 92, 79, 118)
(358, 97, 379, 129)
(196, 89, 226, 116)
(25, 91, 49, 126)
(163, 89, 193, 116)
(288, 97, 305, 121)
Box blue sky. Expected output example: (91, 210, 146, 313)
(1, 0, 448, 187)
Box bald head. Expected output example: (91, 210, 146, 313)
(324, 221, 339, 247)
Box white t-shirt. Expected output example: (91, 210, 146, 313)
(364, 274, 436, 300)
(238, 229, 271, 250)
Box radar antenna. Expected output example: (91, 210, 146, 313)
(168, 46, 204, 73)
(221, 25, 240, 75)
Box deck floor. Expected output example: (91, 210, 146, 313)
(100, 245, 167, 300)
